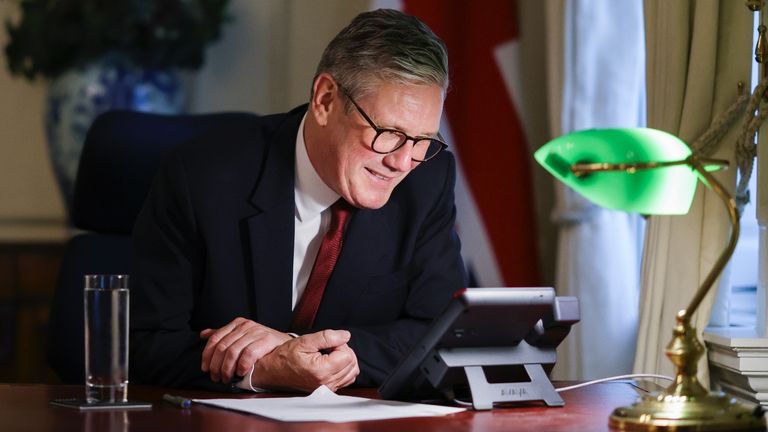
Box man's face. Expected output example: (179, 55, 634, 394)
(321, 82, 445, 209)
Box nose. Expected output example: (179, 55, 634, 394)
(382, 140, 415, 172)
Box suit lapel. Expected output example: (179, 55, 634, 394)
(244, 108, 304, 331)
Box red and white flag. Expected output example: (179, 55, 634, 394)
(390, 0, 540, 286)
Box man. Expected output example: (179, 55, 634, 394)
(130, 8, 466, 392)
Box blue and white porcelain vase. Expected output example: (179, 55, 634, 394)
(45, 54, 185, 215)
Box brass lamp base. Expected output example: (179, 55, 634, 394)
(609, 391, 766, 431)
(608, 311, 765, 431)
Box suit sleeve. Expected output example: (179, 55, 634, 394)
(129, 153, 230, 391)
(344, 154, 467, 386)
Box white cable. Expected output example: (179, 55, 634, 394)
(554, 373, 673, 392)
(451, 373, 674, 406)
(452, 398, 474, 407)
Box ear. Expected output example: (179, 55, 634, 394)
(309, 73, 339, 127)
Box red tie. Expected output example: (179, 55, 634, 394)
(292, 199, 353, 331)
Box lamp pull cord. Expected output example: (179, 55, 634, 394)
(735, 75, 768, 214)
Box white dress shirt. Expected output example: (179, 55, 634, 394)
(238, 113, 339, 391)
(292, 114, 341, 308)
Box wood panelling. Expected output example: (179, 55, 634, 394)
(0, 242, 65, 383)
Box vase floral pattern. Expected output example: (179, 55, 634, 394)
(45, 54, 184, 214)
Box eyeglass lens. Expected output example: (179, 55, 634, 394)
(373, 131, 444, 162)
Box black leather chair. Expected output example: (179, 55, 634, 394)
(46, 109, 257, 383)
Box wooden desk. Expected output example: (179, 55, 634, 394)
(0, 382, 646, 431)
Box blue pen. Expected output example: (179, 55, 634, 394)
(163, 393, 192, 409)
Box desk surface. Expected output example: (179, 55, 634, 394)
(1, 382, 645, 431)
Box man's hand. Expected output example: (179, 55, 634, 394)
(200, 317, 292, 383)
(251, 329, 359, 392)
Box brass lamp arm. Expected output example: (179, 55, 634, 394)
(570, 156, 729, 176)
(681, 160, 740, 324)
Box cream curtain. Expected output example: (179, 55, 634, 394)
(546, 0, 645, 380)
(634, 1, 752, 382)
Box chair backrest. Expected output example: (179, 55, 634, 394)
(46, 109, 258, 383)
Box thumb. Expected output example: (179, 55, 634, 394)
(300, 329, 351, 351)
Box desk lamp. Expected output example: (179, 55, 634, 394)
(534, 128, 766, 431)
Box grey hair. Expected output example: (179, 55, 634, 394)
(313, 9, 449, 109)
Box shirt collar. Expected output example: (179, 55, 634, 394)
(295, 114, 340, 222)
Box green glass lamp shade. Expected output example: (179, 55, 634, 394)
(534, 128, 698, 215)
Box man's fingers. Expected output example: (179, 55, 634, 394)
(207, 324, 255, 381)
(325, 354, 359, 391)
(205, 318, 242, 345)
(216, 332, 261, 383)
(337, 361, 360, 389)
(201, 318, 248, 372)
(221, 331, 287, 381)
(330, 345, 359, 388)
(322, 343, 356, 369)
(200, 318, 292, 383)
(299, 329, 351, 353)
(303, 343, 358, 391)
(235, 339, 278, 377)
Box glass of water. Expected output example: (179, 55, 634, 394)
(84, 274, 129, 404)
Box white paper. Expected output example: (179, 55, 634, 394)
(193, 385, 465, 422)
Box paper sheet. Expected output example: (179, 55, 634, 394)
(193, 385, 465, 422)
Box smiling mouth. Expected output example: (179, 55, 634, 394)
(365, 167, 395, 182)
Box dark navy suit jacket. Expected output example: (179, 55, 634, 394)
(129, 105, 466, 390)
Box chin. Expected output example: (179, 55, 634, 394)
(350, 191, 392, 210)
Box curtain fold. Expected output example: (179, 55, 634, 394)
(634, 0, 751, 383)
(547, 0, 645, 380)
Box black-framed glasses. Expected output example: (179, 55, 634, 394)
(339, 87, 448, 162)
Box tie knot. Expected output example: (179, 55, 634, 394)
(330, 199, 353, 232)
